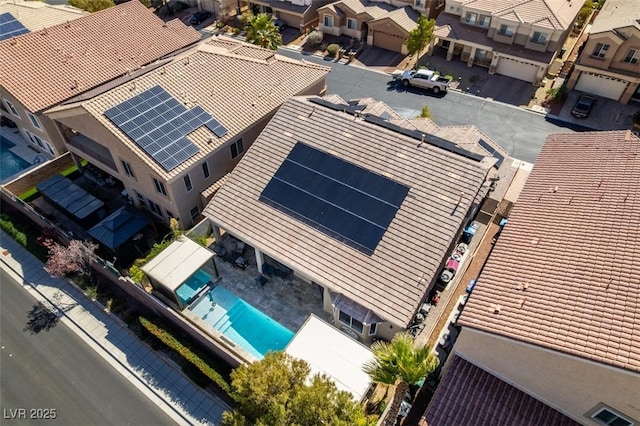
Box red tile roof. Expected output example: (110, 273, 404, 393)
(423, 355, 581, 426)
(459, 131, 640, 372)
(0, 1, 200, 112)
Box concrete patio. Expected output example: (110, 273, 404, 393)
(205, 237, 329, 333)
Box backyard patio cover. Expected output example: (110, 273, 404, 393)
(141, 236, 213, 293)
(285, 315, 373, 401)
(36, 174, 104, 220)
(88, 206, 152, 250)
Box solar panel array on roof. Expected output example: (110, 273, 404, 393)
(0, 12, 30, 41)
(478, 138, 505, 168)
(103, 85, 228, 171)
(260, 142, 409, 255)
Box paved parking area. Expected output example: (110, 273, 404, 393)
(553, 91, 639, 131)
(351, 46, 410, 73)
(419, 48, 538, 107)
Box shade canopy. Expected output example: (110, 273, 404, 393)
(142, 236, 214, 292)
(37, 174, 104, 220)
(285, 315, 373, 401)
(88, 206, 151, 250)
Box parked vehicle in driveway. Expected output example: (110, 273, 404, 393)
(190, 11, 212, 25)
(272, 18, 286, 32)
(571, 94, 596, 118)
(393, 69, 451, 94)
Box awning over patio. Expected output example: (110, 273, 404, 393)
(141, 236, 214, 292)
(36, 174, 104, 221)
(285, 315, 373, 401)
(88, 206, 151, 250)
(332, 293, 384, 324)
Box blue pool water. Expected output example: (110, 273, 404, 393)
(176, 269, 211, 306)
(1, 136, 30, 181)
(189, 285, 294, 360)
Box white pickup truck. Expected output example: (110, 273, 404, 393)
(393, 69, 451, 94)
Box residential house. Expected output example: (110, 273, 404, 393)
(317, 0, 421, 53)
(45, 37, 330, 228)
(566, 0, 640, 104)
(433, 0, 582, 84)
(249, 0, 334, 32)
(423, 131, 640, 425)
(203, 94, 502, 343)
(0, 0, 86, 34)
(0, 1, 200, 158)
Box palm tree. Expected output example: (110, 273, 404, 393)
(245, 13, 282, 50)
(363, 333, 439, 425)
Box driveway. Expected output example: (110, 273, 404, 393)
(351, 46, 409, 73)
(554, 91, 639, 131)
(421, 47, 538, 107)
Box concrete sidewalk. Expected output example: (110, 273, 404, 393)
(0, 231, 230, 426)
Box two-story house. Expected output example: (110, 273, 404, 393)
(566, 0, 640, 104)
(249, 0, 334, 32)
(45, 37, 330, 228)
(0, 1, 200, 158)
(422, 130, 640, 425)
(433, 0, 581, 84)
(0, 0, 86, 35)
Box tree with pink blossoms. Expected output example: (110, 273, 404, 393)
(43, 239, 98, 278)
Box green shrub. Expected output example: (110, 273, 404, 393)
(418, 105, 432, 119)
(306, 30, 324, 47)
(138, 317, 232, 395)
(0, 214, 28, 248)
(444, 74, 454, 81)
(546, 85, 567, 103)
(326, 43, 340, 57)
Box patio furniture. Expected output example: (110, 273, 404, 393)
(234, 240, 245, 254)
(213, 244, 227, 256)
(255, 274, 268, 287)
(261, 263, 275, 276)
(234, 256, 248, 269)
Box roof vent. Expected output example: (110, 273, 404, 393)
(490, 304, 501, 314)
(184, 57, 190, 65)
(65, 20, 71, 28)
(41, 28, 48, 36)
(70, 79, 78, 90)
(10, 38, 17, 45)
(308, 105, 316, 118)
(518, 298, 526, 308)
(207, 137, 214, 145)
(417, 133, 425, 148)
(163, 22, 168, 28)
(531, 238, 538, 245)
(130, 81, 136, 91)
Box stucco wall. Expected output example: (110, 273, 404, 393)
(453, 327, 640, 425)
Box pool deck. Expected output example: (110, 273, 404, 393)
(206, 238, 329, 334)
(1, 125, 44, 183)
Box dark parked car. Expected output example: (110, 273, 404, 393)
(190, 11, 212, 25)
(571, 94, 596, 118)
(273, 18, 286, 32)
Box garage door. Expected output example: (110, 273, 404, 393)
(276, 12, 299, 29)
(372, 30, 403, 53)
(575, 73, 627, 100)
(495, 57, 538, 83)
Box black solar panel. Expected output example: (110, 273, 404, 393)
(0, 12, 30, 41)
(103, 85, 228, 171)
(260, 142, 409, 255)
(478, 138, 505, 168)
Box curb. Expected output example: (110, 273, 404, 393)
(0, 251, 195, 426)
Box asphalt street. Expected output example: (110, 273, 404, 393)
(279, 48, 576, 163)
(0, 269, 176, 426)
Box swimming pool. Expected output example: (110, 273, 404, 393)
(1, 136, 31, 181)
(189, 285, 294, 360)
(175, 269, 211, 307)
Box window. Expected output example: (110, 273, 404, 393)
(166, 210, 174, 218)
(202, 161, 210, 179)
(184, 174, 193, 192)
(369, 322, 378, 336)
(148, 200, 163, 217)
(592, 42, 609, 58)
(498, 25, 514, 36)
(323, 15, 333, 27)
(121, 160, 135, 178)
(592, 407, 633, 426)
(415, 0, 425, 8)
(347, 18, 357, 30)
(153, 178, 167, 196)
(28, 113, 41, 130)
(190, 205, 200, 223)
(3, 99, 19, 117)
(135, 191, 146, 207)
(530, 32, 547, 44)
(465, 12, 477, 24)
(25, 130, 54, 155)
(339, 311, 364, 334)
(230, 138, 244, 159)
(478, 15, 490, 27)
(623, 48, 639, 64)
